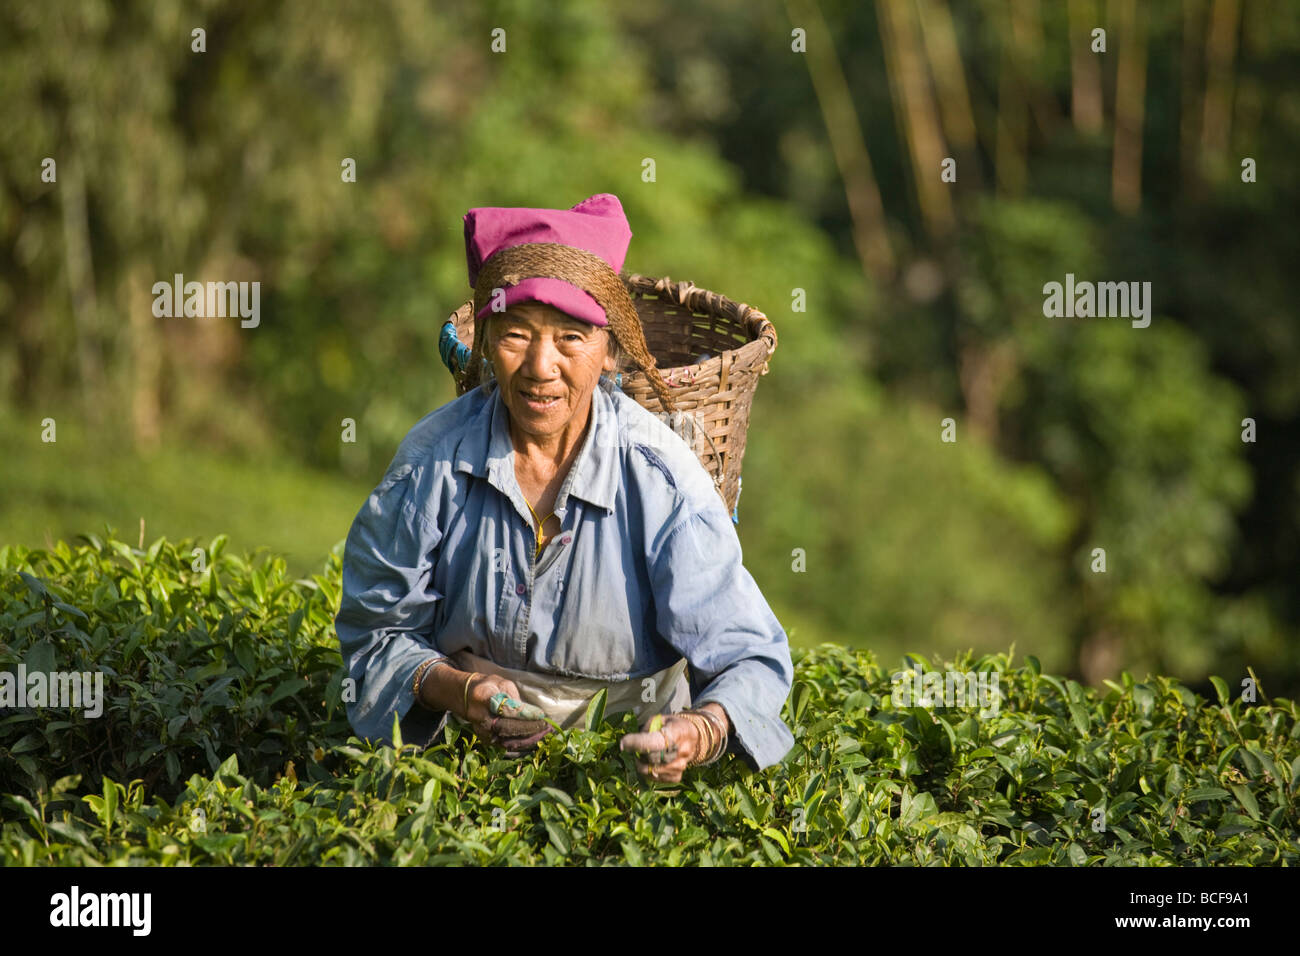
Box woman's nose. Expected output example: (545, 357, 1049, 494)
(522, 337, 560, 377)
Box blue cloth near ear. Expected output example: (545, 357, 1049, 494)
(437, 322, 468, 374)
(439, 321, 491, 380)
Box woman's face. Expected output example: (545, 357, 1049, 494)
(489, 301, 616, 445)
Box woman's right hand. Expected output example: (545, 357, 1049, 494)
(461, 672, 553, 751)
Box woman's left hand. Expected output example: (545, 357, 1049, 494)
(618, 714, 702, 784)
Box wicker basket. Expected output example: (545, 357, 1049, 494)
(438, 274, 777, 522)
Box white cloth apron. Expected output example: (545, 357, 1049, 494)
(449, 649, 691, 730)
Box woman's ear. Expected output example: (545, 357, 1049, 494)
(603, 330, 620, 373)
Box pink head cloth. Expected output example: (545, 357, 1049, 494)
(463, 192, 633, 327)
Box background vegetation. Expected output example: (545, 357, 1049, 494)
(2, 2, 1297, 702)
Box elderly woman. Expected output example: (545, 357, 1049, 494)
(335, 193, 793, 781)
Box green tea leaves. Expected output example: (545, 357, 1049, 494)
(1, 534, 1297, 866)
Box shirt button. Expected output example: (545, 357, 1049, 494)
(516, 583, 526, 596)
(561, 534, 572, 545)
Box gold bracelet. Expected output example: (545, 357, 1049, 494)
(691, 712, 715, 762)
(695, 708, 728, 765)
(462, 672, 476, 715)
(683, 712, 715, 766)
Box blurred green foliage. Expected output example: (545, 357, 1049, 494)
(0, 405, 371, 579)
(1, 0, 1297, 695)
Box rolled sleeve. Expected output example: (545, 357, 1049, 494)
(335, 467, 448, 746)
(650, 503, 795, 771)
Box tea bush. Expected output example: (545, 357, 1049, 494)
(1, 533, 1297, 865)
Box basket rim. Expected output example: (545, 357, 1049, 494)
(623, 273, 777, 359)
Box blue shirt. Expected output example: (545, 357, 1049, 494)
(334, 374, 795, 770)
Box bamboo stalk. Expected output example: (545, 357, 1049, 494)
(1068, 0, 1104, 134)
(1180, 0, 1207, 194)
(1229, 0, 1264, 166)
(877, 0, 955, 237)
(994, 2, 1027, 196)
(914, 0, 979, 152)
(126, 263, 161, 450)
(1112, 0, 1148, 214)
(1010, 0, 1059, 138)
(1201, 0, 1241, 175)
(59, 161, 105, 423)
(959, 339, 1018, 444)
(784, 0, 896, 282)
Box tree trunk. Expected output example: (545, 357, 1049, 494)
(1201, 0, 1241, 176)
(59, 161, 105, 423)
(126, 263, 161, 450)
(916, 0, 984, 191)
(958, 338, 1018, 445)
(877, 0, 955, 238)
(1009, 0, 1059, 139)
(1068, 0, 1104, 134)
(1179, 0, 1207, 196)
(1112, 0, 1149, 214)
(994, 4, 1028, 195)
(784, 0, 896, 282)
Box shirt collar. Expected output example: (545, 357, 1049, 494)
(453, 378, 619, 516)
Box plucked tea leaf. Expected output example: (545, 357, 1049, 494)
(584, 688, 607, 731)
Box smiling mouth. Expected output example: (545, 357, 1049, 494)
(520, 390, 562, 409)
